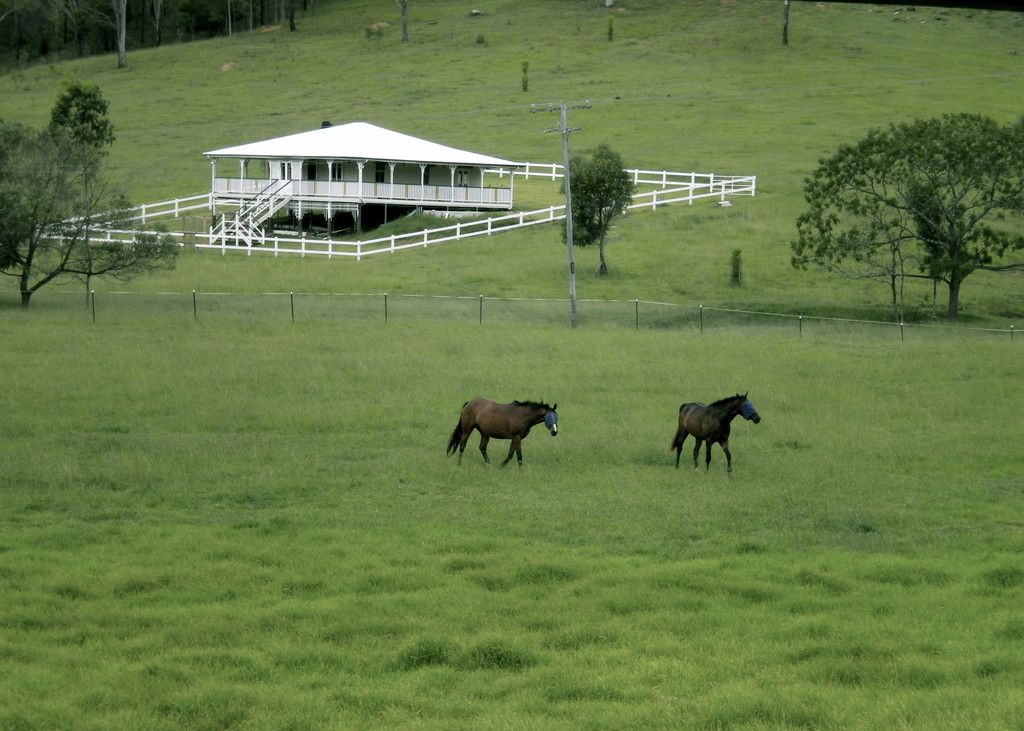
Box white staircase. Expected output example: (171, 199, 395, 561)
(210, 179, 293, 248)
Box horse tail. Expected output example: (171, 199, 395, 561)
(446, 402, 470, 456)
(446, 421, 463, 456)
(671, 403, 690, 451)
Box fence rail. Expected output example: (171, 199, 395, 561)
(88, 170, 756, 259)
(101, 160, 753, 229)
(32, 289, 1015, 342)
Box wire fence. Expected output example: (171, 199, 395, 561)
(14, 290, 1019, 344)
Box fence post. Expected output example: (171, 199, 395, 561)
(799, 315, 803, 338)
(899, 322, 904, 342)
(91, 290, 96, 322)
(192, 290, 198, 322)
(479, 295, 484, 324)
(290, 292, 295, 323)
(384, 293, 389, 323)
(699, 304, 703, 334)
(1011, 325, 1015, 341)
(635, 299, 640, 330)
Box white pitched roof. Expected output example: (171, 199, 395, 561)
(204, 121, 523, 168)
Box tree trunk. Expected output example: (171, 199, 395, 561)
(598, 240, 608, 275)
(112, 0, 127, 67)
(782, 0, 790, 46)
(946, 277, 961, 322)
(398, 0, 408, 42)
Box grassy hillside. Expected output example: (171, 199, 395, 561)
(1, 0, 1022, 323)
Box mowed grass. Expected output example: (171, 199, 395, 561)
(2, 314, 1022, 728)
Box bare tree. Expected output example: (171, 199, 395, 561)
(395, 0, 407, 41)
(111, 0, 126, 67)
(147, 0, 163, 45)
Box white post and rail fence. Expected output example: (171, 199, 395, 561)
(76, 164, 756, 259)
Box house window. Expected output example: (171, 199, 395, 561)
(303, 162, 319, 181)
(375, 162, 387, 184)
(455, 167, 472, 187)
(331, 163, 343, 181)
(279, 162, 293, 179)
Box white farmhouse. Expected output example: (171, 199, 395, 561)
(203, 121, 524, 241)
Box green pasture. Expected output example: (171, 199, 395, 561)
(2, 0, 1024, 727)
(2, 315, 1022, 728)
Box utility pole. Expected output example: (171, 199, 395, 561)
(532, 99, 590, 328)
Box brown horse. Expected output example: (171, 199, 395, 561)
(447, 398, 558, 467)
(671, 393, 761, 473)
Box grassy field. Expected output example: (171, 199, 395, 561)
(2, 314, 1022, 728)
(2, 0, 1024, 728)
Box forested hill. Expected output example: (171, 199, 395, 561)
(1, 0, 313, 68)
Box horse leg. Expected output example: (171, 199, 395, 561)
(691, 440, 702, 470)
(457, 426, 473, 465)
(673, 431, 688, 469)
(722, 440, 733, 473)
(500, 437, 521, 468)
(479, 434, 491, 465)
(704, 440, 713, 471)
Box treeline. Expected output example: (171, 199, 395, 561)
(0, 0, 311, 68)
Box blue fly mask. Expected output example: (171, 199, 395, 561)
(740, 400, 760, 423)
(544, 409, 559, 435)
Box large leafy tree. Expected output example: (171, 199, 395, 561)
(1, 88, 177, 307)
(563, 144, 635, 275)
(793, 114, 1024, 321)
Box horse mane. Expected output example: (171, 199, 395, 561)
(709, 394, 744, 407)
(513, 399, 552, 410)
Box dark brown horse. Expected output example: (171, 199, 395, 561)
(447, 398, 558, 467)
(671, 393, 760, 473)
